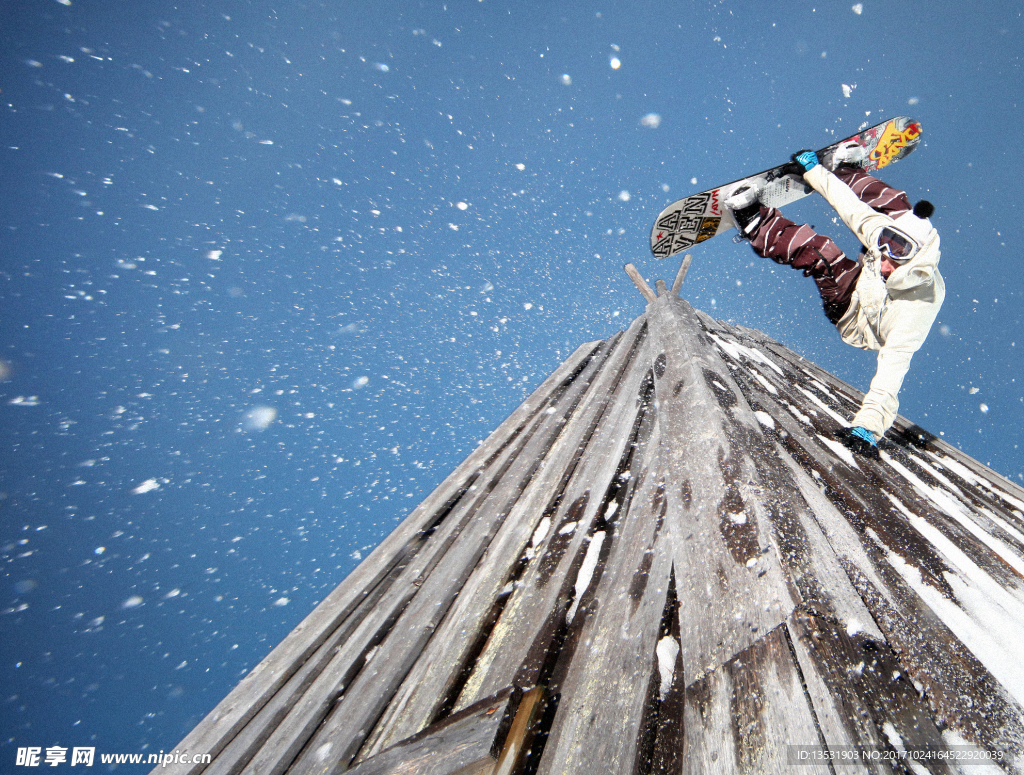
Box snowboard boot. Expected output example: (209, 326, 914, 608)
(830, 140, 866, 170)
(724, 183, 763, 239)
(835, 426, 880, 459)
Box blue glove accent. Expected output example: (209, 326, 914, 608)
(848, 426, 877, 447)
(794, 150, 819, 171)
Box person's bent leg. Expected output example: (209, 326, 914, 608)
(748, 206, 861, 323)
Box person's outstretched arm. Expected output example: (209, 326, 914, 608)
(802, 164, 892, 251)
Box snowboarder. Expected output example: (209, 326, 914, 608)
(724, 141, 944, 458)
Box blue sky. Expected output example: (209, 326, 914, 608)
(1, 0, 1021, 767)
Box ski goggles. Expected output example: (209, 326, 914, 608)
(876, 227, 919, 263)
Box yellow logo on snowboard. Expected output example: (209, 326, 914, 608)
(870, 121, 921, 170)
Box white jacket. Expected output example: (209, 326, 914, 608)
(804, 165, 945, 438)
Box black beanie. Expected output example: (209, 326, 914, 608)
(913, 200, 935, 218)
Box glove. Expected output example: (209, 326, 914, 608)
(792, 149, 819, 172)
(836, 426, 879, 459)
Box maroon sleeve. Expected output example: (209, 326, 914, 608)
(833, 168, 911, 217)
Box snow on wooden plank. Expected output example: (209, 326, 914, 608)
(786, 612, 951, 774)
(768, 410, 1024, 763)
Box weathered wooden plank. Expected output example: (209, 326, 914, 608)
(151, 341, 603, 775)
(647, 296, 796, 683)
(711, 324, 883, 447)
(706, 325, 861, 428)
(359, 317, 651, 755)
(492, 687, 545, 775)
(753, 332, 867, 404)
(280, 335, 634, 775)
(726, 337, 1024, 594)
(485, 368, 661, 775)
(682, 310, 977, 767)
(879, 452, 1024, 596)
(344, 688, 519, 775)
(454, 378, 651, 704)
(774, 451, 891, 637)
(919, 446, 1024, 517)
(786, 612, 952, 775)
(689, 306, 725, 333)
(763, 372, 1024, 646)
(681, 624, 832, 775)
(783, 617, 878, 773)
(684, 345, 889, 644)
(776, 441, 1023, 761)
(176, 479, 484, 775)
(843, 561, 1024, 768)
(712, 334, 1002, 618)
(682, 312, 886, 637)
(673, 311, 1024, 523)
(644, 574, 686, 775)
(744, 360, 1006, 605)
(203, 475, 518, 775)
(905, 448, 1024, 542)
(535, 413, 674, 774)
(200, 591, 402, 775)
(898, 445, 1024, 548)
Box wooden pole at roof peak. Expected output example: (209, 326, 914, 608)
(625, 253, 692, 303)
(670, 252, 692, 295)
(623, 262, 656, 302)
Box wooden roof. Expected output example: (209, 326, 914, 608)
(158, 264, 1024, 774)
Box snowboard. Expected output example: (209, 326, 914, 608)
(649, 116, 922, 260)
